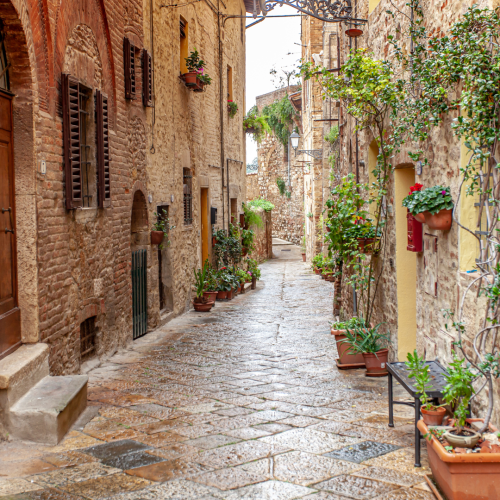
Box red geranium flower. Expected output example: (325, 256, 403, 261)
(409, 183, 423, 195)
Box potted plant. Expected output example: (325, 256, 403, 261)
(228, 100, 238, 118)
(402, 183, 425, 222)
(403, 185, 454, 230)
(312, 254, 323, 274)
(247, 259, 260, 289)
(344, 216, 380, 254)
(341, 324, 391, 376)
(181, 49, 212, 92)
(203, 264, 218, 303)
(301, 236, 306, 262)
(243, 106, 271, 142)
(331, 317, 367, 369)
(216, 268, 231, 300)
(151, 209, 175, 248)
(192, 264, 215, 312)
(241, 227, 255, 256)
(405, 350, 446, 425)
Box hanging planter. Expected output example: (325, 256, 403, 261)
(357, 237, 378, 254)
(227, 100, 238, 118)
(180, 72, 205, 92)
(424, 209, 453, 231)
(181, 49, 212, 93)
(346, 28, 363, 38)
(413, 212, 426, 223)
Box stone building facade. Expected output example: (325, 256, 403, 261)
(0, 0, 249, 442)
(245, 86, 304, 245)
(301, 0, 500, 423)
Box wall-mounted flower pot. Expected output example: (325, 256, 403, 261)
(346, 28, 363, 37)
(203, 291, 218, 303)
(251, 276, 257, 289)
(217, 290, 228, 300)
(421, 406, 446, 426)
(151, 231, 164, 245)
(362, 349, 389, 377)
(357, 238, 377, 254)
(424, 209, 452, 231)
(417, 419, 500, 500)
(193, 300, 214, 312)
(413, 213, 426, 224)
(302, 253, 306, 262)
(332, 330, 366, 369)
(245, 126, 257, 134)
(180, 72, 205, 92)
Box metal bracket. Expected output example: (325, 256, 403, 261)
(296, 149, 323, 160)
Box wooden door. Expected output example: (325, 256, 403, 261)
(0, 91, 20, 359)
(201, 188, 209, 263)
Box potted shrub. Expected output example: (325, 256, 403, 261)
(331, 317, 367, 369)
(203, 264, 218, 303)
(403, 185, 454, 231)
(216, 268, 231, 300)
(312, 254, 323, 274)
(247, 259, 260, 289)
(228, 100, 238, 118)
(181, 49, 212, 92)
(417, 353, 500, 500)
(341, 324, 391, 376)
(151, 209, 175, 248)
(192, 264, 215, 312)
(405, 350, 446, 426)
(243, 106, 271, 142)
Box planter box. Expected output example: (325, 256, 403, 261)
(417, 419, 500, 500)
(180, 72, 205, 92)
(331, 330, 365, 368)
(151, 231, 164, 245)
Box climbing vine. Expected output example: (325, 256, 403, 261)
(262, 95, 297, 147)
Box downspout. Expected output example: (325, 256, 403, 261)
(218, 0, 225, 230)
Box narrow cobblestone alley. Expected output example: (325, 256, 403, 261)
(0, 249, 435, 500)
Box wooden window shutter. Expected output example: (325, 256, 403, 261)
(96, 90, 111, 207)
(124, 38, 136, 99)
(142, 49, 152, 107)
(62, 73, 82, 209)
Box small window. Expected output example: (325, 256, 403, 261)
(183, 168, 192, 225)
(227, 65, 233, 101)
(80, 316, 97, 361)
(180, 17, 188, 74)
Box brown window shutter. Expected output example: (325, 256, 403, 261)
(142, 49, 152, 107)
(62, 73, 82, 209)
(96, 90, 111, 207)
(124, 38, 136, 99)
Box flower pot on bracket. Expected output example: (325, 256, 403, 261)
(417, 419, 500, 500)
(151, 231, 164, 245)
(362, 349, 389, 377)
(245, 126, 257, 134)
(413, 212, 426, 224)
(357, 238, 377, 254)
(332, 330, 365, 369)
(424, 209, 452, 231)
(180, 72, 205, 92)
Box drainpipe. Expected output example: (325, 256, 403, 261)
(218, 0, 225, 231)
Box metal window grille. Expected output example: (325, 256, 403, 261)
(183, 168, 192, 225)
(132, 249, 148, 339)
(80, 316, 97, 361)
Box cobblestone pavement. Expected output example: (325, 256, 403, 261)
(0, 250, 436, 499)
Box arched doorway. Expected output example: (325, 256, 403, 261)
(131, 189, 148, 339)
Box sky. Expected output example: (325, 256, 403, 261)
(245, 6, 301, 164)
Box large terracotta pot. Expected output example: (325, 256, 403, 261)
(362, 349, 389, 376)
(151, 231, 164, 245)
(251, 276, 257, 290)
(424, 209, 452, 231)
(302, 253, 306, 262)
(314, 268, 322, 275)
(203, 291, 218, 303)
(332, 330, 365, 367)
(418, 419, 500, 500)
(413, 212, 426, 223)
(193, 300, 214, 312)
(421, 406, 446, 426)
(216, 290, 228, 300)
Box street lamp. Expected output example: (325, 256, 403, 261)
(290, 131, 300, 150)
(290, 131, 323, 160)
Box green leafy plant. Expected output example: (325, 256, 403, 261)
(262, 95, 297, 147)
(213, 226, 242, 268)
(247, 198, 274, 212)
(243, 106, 271, 143)
(243, 203, 263, 229)
(311, 254, 324, 269)
(403, 185, 454, 216)
(152, 209, 176, 249)
(405, 350, 441, 411)
(241, 227, 255, 252)
(184, 48, 212, 85)
(306, 212, 313, 218)
(246, 258, 261, 280)
(324, 125, 339, 144)
(340, 323, 391, 355)
(216, 267, 232, 291)
(276, 177, 286, 196)
(204, 263, 218, 292)
(193, 263, 208, 302)
(331, 317, 366, 331)
(228, 100, 238, 118)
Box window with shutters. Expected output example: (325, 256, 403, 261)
(124, 38, 136, 99)
(142, 49, 152, 107)
(180, 17, 188, 74)
(183, 168, 193, 225)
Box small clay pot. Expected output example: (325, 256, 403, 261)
(413, 212, 426, 224)
(314, 268, 321, 275)
(302, 253, 306, 262)
(193, 300, 214, 312)
(362, 349, 389, 376)
(443, 429, 481, 449)
(333, 330, 365, 366)
(421, 406, 446, 426)
(424, 209, 452, 231)
(216, 290, 228, 300)
(251, 276, 257, 290)
(203, 291, 218, 303)
(151, 231, 164, 245)
(357, 238, 377, 254)
(227, 289, 234, 300)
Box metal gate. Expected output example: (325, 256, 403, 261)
(132, 249, 147, 339)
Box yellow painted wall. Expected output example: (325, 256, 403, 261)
(395, 168, 417, 360)
(369, 0, 381, 14)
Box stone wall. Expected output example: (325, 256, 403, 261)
(249, 209, 273, 263)
(245, 86, 305, 246)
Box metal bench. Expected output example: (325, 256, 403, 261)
(387, 360, 448, 467)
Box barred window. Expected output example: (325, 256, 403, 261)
(80, 316, 97, 361)
(183, 168, 192, 225)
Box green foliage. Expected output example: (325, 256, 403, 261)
(406, 350, 436, 410)
(203, 262, 218, 292)
(247, 198, 274, 212)
(331, 317, 366, 331)
(213, 225, 242, 268)
(312, 254, 324, 269)
(443, 353, 475, 432)
(193, 263, 208, 300)
(228, 100, 238, 118)
(241, 227, 255, 252)
(276, 177, 286, 196)
(262, 96, 297, 147)
(403, 186, 454, 216)
(340, 323, 391, 355)
(324, 125, 339, 144)
(152, 209, 176, 249)
(243, 106, 271, 143)
(243, 203, 263, 229)
(246, 258, 261, 280)
(185, 48, 212, 85)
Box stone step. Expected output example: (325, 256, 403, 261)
(10, 375, 88, 444)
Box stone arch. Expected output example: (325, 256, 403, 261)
(131, 186, 148, 249)
(0, 1, 39, 344)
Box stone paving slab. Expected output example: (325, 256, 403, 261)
(0, 255, 435, 500)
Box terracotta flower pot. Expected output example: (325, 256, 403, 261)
(302, 253, 306, 262)
(362, 349, 389, 376)
(192, 300, 214, 312)
(357, 238, 377, 254)
(181, 72, 204, 91)
(413, 212, 426, 223)
(424, 209, 452, 231)
(216, 290, 228, 300)
(242, 247, 248, 256)
(314, 268, 321, 275)
(227, 289, 234, 300)
(240, 284, 246, 294)
(203, 291, 218, 303)
(151, 231, 164, 245)
(421, 406, 446, 426)
(251, 276, 257, 290)
(417, 419, 500, 500)
(212, 237, 217, 246)
(332, 330, 365, 367)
